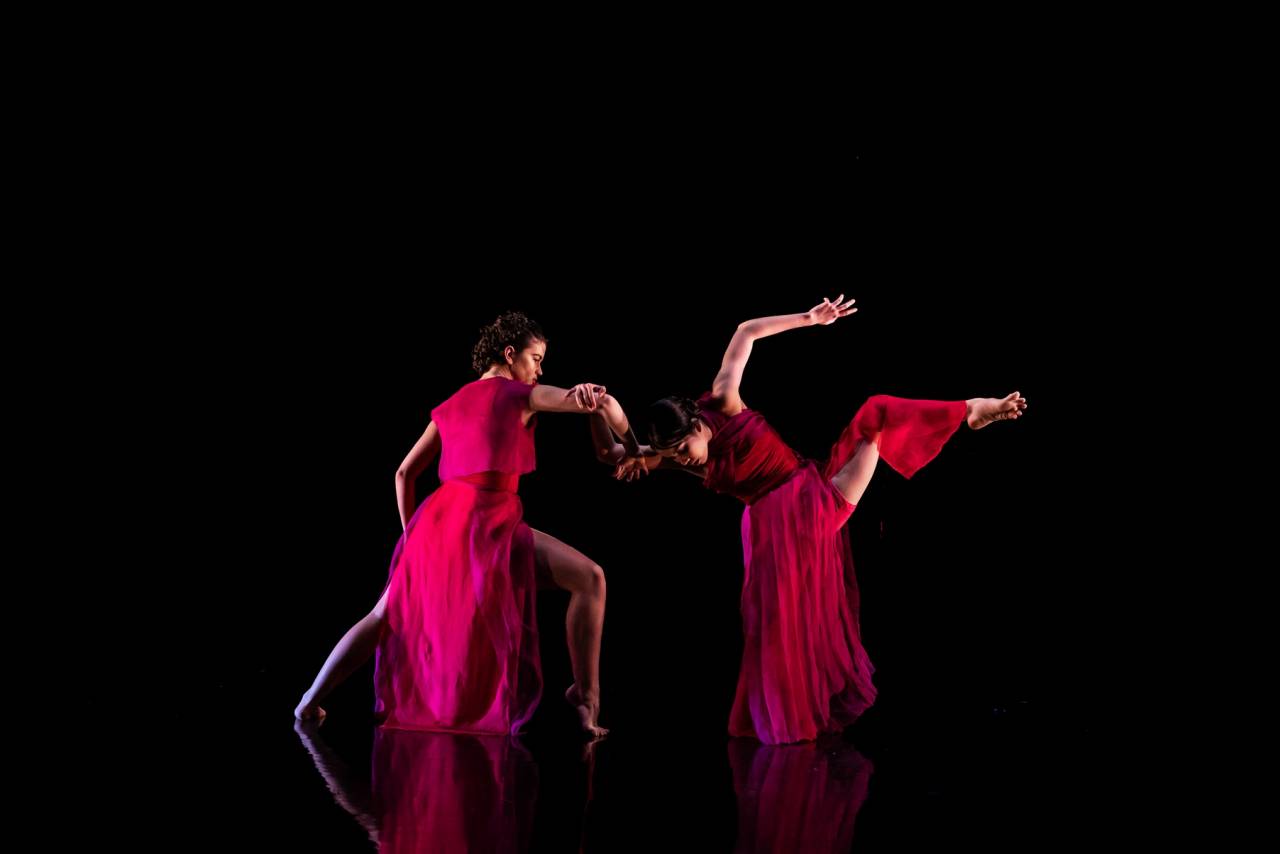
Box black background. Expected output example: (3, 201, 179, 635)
(184, 84, 1130, 848)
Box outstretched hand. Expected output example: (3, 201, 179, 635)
(806, 295, 857, 326)
(614, 450, 659, 481)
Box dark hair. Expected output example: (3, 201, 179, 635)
(647, 396, 702, 450)
(471, 311, 547, 376)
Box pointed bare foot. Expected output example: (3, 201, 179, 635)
(966, 392, 1027, 430)
(565, 684, 608, 738)
(294, 693, 327, 722)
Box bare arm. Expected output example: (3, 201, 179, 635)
(656, 457, 706, 478)
(587, 393, 706, 479)
(586, 395, 645, 464)
(589, 411, 625, 464)
(395, 420, 441, 529)
(613, 447, 705, 481)
(530, 384, 641, 458)
(709, 295, 857, 415)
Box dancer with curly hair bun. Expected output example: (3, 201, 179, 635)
(296, 311, 639, 737)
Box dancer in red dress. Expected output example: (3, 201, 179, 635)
(601, 297, 1027, 744)
(296, 312, 639, 737)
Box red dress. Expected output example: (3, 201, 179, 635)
(696, 392, 967, 743)
(373, 377, 542, 735)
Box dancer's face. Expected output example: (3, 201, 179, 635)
(657, 420, 710, 467)
(503, 338, 546, 385)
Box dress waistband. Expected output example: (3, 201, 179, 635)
(448, 471, 520, 493)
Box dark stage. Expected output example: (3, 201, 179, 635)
(197, 276, 1113, 850)
(180, 80, 1134, 848)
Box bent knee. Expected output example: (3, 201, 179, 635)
(866, 394, 894, 409)
(584, 563, 606, 595)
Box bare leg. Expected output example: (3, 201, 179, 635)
(832, 391, 1028, 504)
(965, 391, 1027, 430)
(831, 437, 881, 507)
(293, 719, 380, 844)
(294, 586, 391, 720)
(532, 528, 608, 738)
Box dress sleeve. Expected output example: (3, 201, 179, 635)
(501, 378, 535, 419)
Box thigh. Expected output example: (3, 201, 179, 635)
(531, 528, 602, 593)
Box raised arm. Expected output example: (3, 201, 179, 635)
(708, 295, 857, 415)
(395, 420, 441, 529)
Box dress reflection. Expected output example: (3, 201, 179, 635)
(730, 737, 874, 853)
(295, 721, 538, 852)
